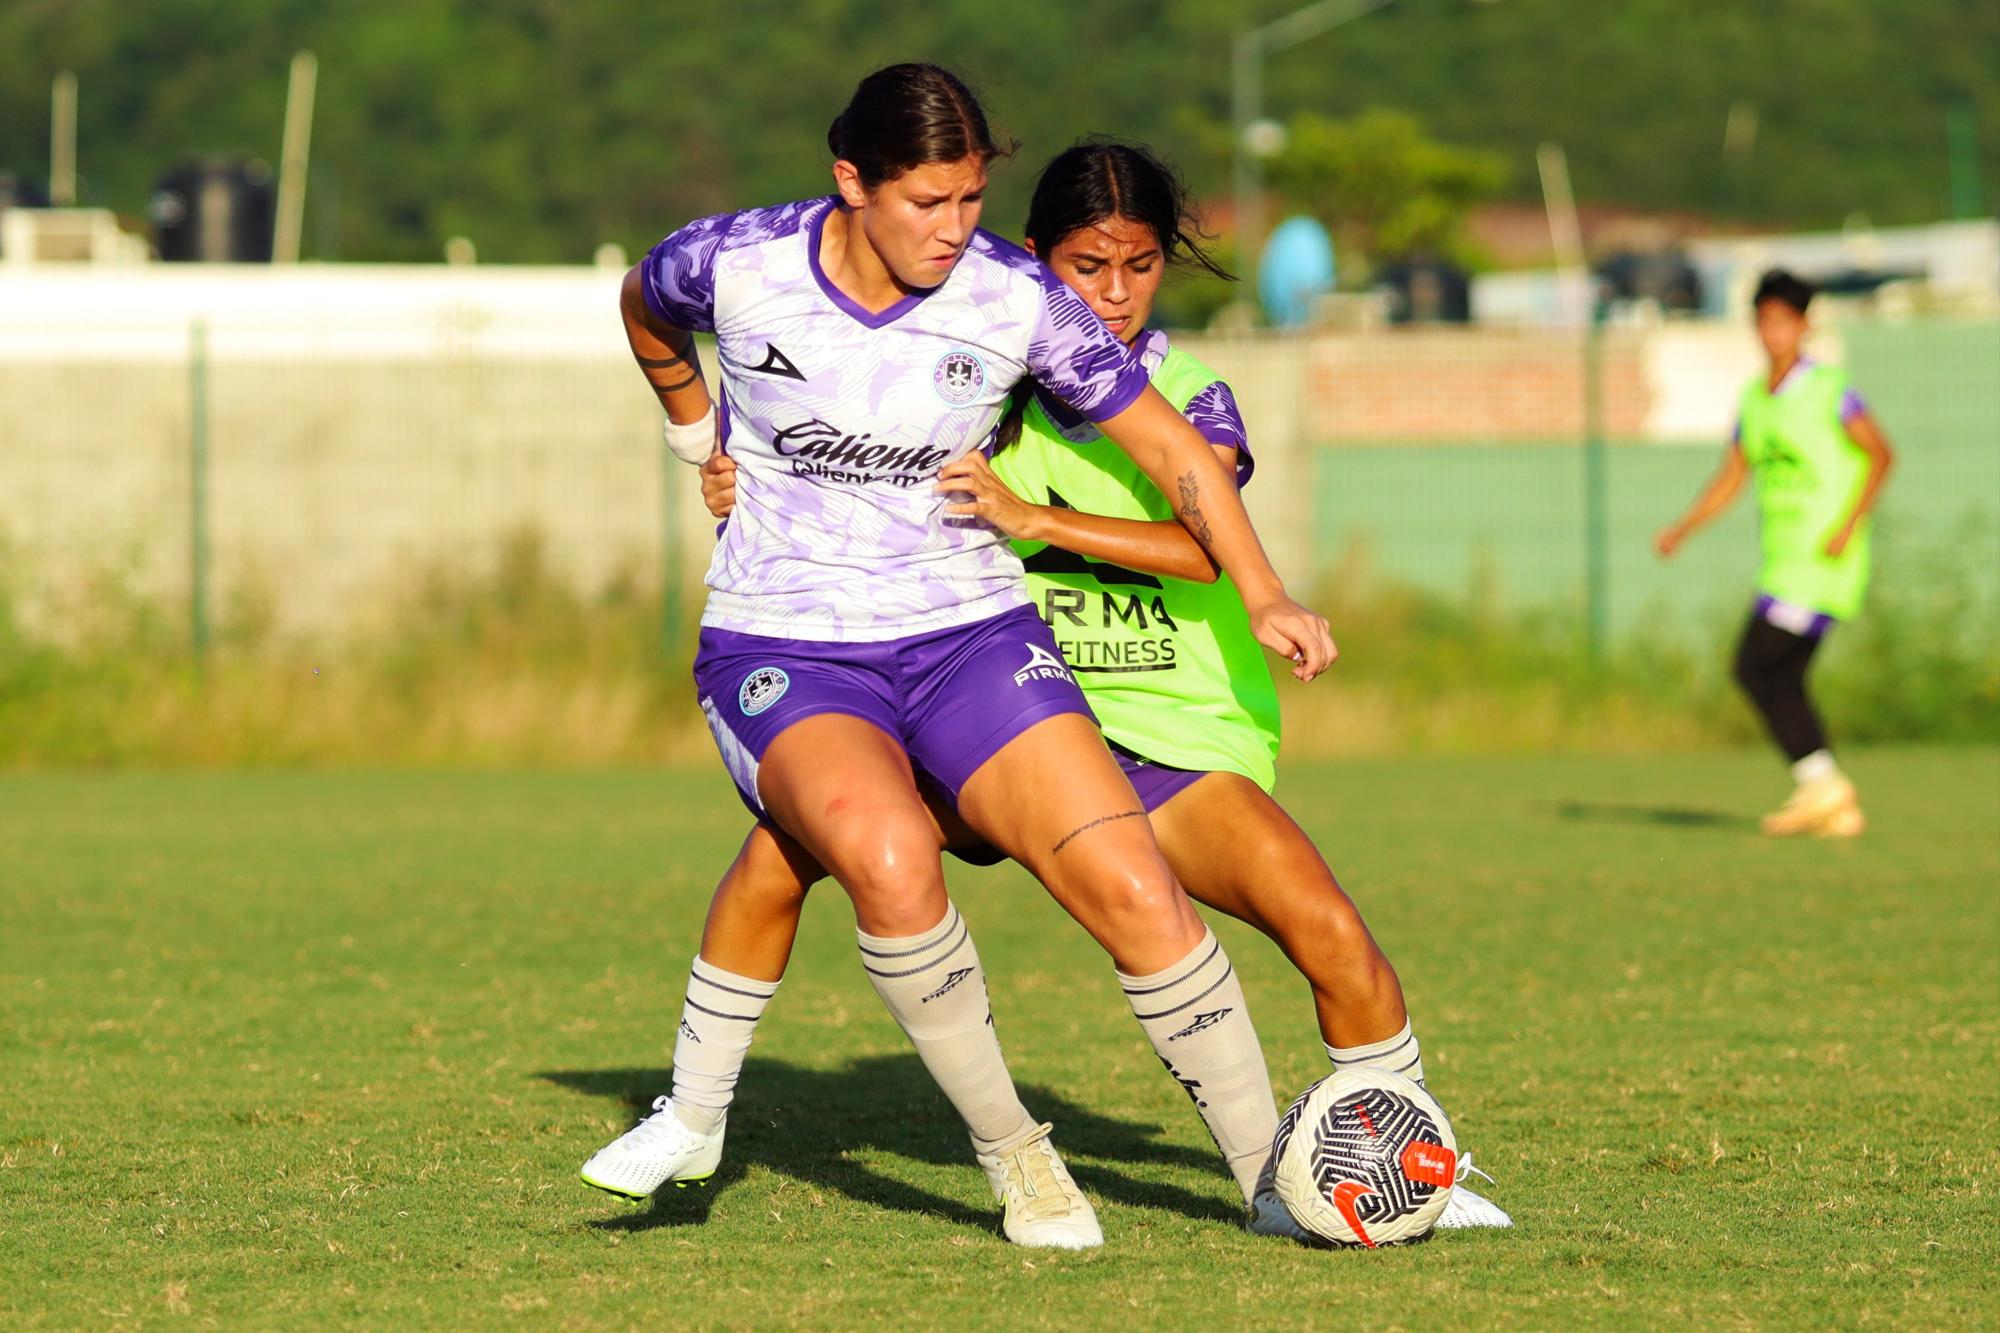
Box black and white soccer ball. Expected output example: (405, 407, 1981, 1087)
(1272, 1067, 1458, 1248)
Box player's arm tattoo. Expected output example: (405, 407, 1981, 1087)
(1176, 471, 1215, 550)
(1051, 809, 1145, 856)
(638, 330, 702, 394)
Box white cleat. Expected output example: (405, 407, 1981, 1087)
(1246, 1153, 1312, 1241)
(1435, 1153, 1513, 1230)
(579, 1096, 725, 1201)
(1247, 1188, 1313, 1241)
(975, 1122, 1103, 1250)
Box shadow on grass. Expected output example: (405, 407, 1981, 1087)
(1548, 800, 1756, 830)
(540, 1053, 1238, 1237)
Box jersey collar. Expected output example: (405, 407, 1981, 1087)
(807, 198, 946, 330)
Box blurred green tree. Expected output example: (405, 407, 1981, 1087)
(0, 0, 1991, 264)
(1266, 108, 1507, 273)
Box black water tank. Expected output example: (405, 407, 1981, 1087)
(1595, 251, 1703, 312)
(1376, 258, 1472, 324)
(0, 171, 48, 213)
(0, 171, 49, 258)
(150, 158, 275, 262)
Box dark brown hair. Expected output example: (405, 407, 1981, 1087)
(1754, 268, 1815, 315)
(1024, 138, 1232, 281)
(991, 140, 1234, 452)
(827, 63, 1014, 190)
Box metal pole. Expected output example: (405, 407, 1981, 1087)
(1231, 30, 1262, 276)
(274, 51, 318, 263)
(1229, 0, 1401, 295)
(190, 319, 212, 665)
(1583, 304, 1608, 663)
(1536, 142, 1589, 326)
(50, 71, 77, 206)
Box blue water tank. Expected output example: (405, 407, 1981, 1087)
(1257, 216, 1336, 329)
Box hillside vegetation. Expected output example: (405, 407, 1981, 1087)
(2, 0, 1994, 262)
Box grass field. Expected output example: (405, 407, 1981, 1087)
(4, 749, 1996, 1328)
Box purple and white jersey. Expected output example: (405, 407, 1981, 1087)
(643, 197, 1151, 641)
(1030, 328, 1254, 487)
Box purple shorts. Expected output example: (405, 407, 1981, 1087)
(1109, 744, 1208, 812)
(1754, 593, 1836, 641)
(693, 604, 1096, 818)
(940, 749, 1208, 867)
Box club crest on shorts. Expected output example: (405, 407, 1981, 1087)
(933, 350, 985, 406)
(1013, 642, 1073, 687)
(738, 667, 789, 716)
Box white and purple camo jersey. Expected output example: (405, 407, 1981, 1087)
(1029, 328, 1253, 486)
(643, 196, 1151, 641)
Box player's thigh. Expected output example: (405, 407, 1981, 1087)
(1147, 773, 1366, 944)
(758, 714, 950, 936)
(956, 713, 1202, 958)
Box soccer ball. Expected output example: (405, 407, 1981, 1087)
(1271, 1067, 1458, 1248)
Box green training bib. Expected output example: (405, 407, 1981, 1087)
(1737, 362, 1872, 619)
(991, 341, 1280, 789)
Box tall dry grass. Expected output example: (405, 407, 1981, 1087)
(2, 529, 1992, 769)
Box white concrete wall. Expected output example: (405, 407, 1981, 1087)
(0, 265, 706, 638)
(1, 263, 1791, 639)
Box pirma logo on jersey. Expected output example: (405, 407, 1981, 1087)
(932, 350, 984, 406)
(739, 667, 789, 716)
(1013, 643, 1073, 687)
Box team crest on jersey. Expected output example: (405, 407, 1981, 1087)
(739, 667, 790, 716)
(1012, 642, 1073, 687)
(933, 350, 985, 406)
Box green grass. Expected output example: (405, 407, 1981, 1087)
(3, 751, 1997, 1328)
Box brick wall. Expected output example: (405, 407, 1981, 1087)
(1304, 328, 1650, 444)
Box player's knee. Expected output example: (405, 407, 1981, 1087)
(1269, 880, 1373, 966)
(822, 822, 949, 935)
(1087, 863, 1204, 954)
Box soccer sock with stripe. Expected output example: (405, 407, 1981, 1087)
(669, 956, 779, 1135)
(858, 903, 1036, 1155)
(1325, 1018, 1426, 1088)
(1119, 927, 1277, 1204)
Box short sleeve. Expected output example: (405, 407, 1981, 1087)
(1026, 276, 1150, 422)
(641, 212, 736, 333)
(1839, 387, 1867, 423)
(1183, 379, 1254, 489)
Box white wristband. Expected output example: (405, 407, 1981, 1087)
(662, 403, 716, 465)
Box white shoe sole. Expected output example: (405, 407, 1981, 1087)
(578, 1168, 713, 1202)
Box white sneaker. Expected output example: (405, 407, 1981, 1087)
(1246, 1153, 1311, 1241)
(579, 1096, 725, 1201)
(1434, 1153, 1513, 1229)
(974, 1122, 1103, 1250)
(1762, 776, 1857, 837)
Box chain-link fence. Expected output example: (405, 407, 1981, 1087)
(2, 267, 1994, 664)
(1302, 317, 2000, 646)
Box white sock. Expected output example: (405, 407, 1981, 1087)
(859, 903, 1035, 1155)
(1792, 750, 1840, 785)
(670, 956, 779, 1134)
(1119, 928, 1277, 1203)
(1325, 1018, 1425, 1088)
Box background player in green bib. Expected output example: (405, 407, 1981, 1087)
(664, 140, 1510, 1233)
(1657, 270, 1895, 836)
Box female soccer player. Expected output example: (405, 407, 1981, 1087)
(1657, 269, 1894, 836)
(589, 139, 1509, 1236)
(580, 66, 1334, 1250)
